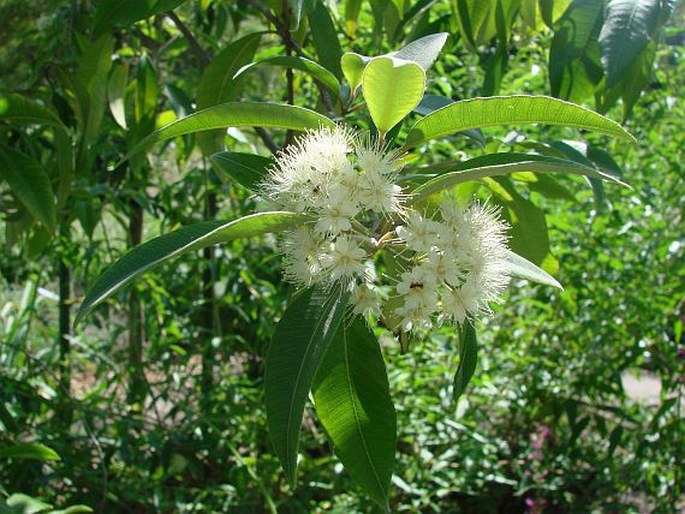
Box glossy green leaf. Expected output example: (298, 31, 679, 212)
(599, 0, 660, 87)
(0, 443, 61, 461)
(0, 94, 65, 128)
(266, 285, 350, 485)
(362, 56, 426, 135)
(210, 152, 272, 190)
(0, 147, 55, 231)
(403, 95, 636, 149)
(4, 494, 52, 514)
(93, 0, 187, 33)
(50, 506, 94, 514)
(502, 249, 563, 289)
(313, 318, 396, 508)
(540, 0, 574, 27)
(391, 32, 448, 71)
(127, 102, 334, 158)
(453, 323, 478, 402)
(76, 212, 304, 325)
(409, 152, 627, 200)
(239, 56, 340, 98)
(309, 2, 344, 79)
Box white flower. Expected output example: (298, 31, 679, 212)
(314, 195, 360, 235)
(357, 169, 404, 215)
(323, 236, 367, 281)
(396, 212, 441, 253)
(351, 283, 382, 317)
(440, 280, 479, 325)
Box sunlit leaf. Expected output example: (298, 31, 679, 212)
(313, 318, 396, 508)
(0, 443, 61, 461)
(265, 284, 350, 485)
(76, 212, 305, 325)
(502, 249, 563, 289)
(403, 95, 636, 149)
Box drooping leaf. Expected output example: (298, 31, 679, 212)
(4, 493, 52, 514)
(308, 2, 344, 79)
(0, 94, 65, 129)
(93, 0, 187, 33)
(502, 249, 563, 289)
(391, 32, 449, 71)
(210, 152, 272, 190)
(409, 152, 627, 200)
(313, 318, 396, 508)
(127, 102, 334, 158)
(76, 211, 305, 325)
(599, 0, 660, 87)
(0, 147, 56, 231)
(453, 323, 478, 402)
(402, 95, 636, 149)
(0, 443, 61, 461)
(234, 56, 340, 98)
(362, 56, 426, 136)
(265, 284, 350, 485)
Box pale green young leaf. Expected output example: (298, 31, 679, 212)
(402, 95, 636, 149)
(362, 56, 426, 135)
(392, 32, 448, 71)
(502, 249, 563, 289)
(313, 318, 396, 508)
(341, 52, 370, 92)
(108, 62, 129, 129)
(76, 212, 305, 325)
(265, 285, 350, 485)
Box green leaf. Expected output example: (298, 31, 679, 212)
(0, 147, 56, 231)
(0, 443, 61, 461)
(93, 0, 187, 33)
(127, 102, 334, 158)
(234, 56, 340, 99)
(391, 32, 448, 71)
(362, 56, 426, 136)
(341, 52, 370, 93)
(313, 318, 396, 508)
(599, 0, 660, 87)
(108, 62, 129, 129)
(210, 152, 272, 190)
(50, 506, 94, 514)
(265, 285, 350, 485)
(453, 323, 478, 402)
(308, 2, 344, 79)
(4, 494, 52, 514)
(409, 152, 627, 200)
(76, 211, 304, 325)
(0, 94, 65, 129)
(403, 95, 636, 150)
(502, 249, 563, 289)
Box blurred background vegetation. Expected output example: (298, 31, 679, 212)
(1, 0, 683, 512)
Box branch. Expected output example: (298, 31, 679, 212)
(166, 10, 211, 67)
(254, 127, 280, 155)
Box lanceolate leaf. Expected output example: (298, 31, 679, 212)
(502, 249, 563, 289)
(402, 95, 636, 149)
(76, 211, 304, 325)
(409, 152, 627, 200)
(127, 102, 334, 158)
(309, 2, 344, 79)
(0, 94, 66, 129)
(210, 152, 272, 190)
(599, 0, 661, 87)
(265, 285, 350, 485)
(453, 323, 478, 402)
(234, 56, 340, 98)
(0, 443, 61, 461)
(0, 146, 56, 231)
(313, 318, 396, 508)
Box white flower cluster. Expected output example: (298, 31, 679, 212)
(393, 200, 511, 332)
(261, 127, 511, 333)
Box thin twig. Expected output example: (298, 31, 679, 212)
(254, 127, 280, 155)
(166, 10, 211, 66)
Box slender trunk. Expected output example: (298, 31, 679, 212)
(58, 249, 72, 425)
(201, 191, 218, 403)
(127, 198, 145, 405)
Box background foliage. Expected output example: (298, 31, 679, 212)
(1, 0, 683, 512)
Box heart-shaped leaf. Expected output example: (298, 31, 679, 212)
(362, 56, 426, 136)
